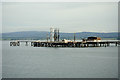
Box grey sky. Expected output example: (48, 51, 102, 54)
(2, 2, 118, 33)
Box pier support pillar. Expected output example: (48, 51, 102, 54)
(25, 42, 28, 46)
(116, 42, 118, 46)
(17, 42, 20, 46)
(105, 43, 106, 47)
(107, 43, 110, 46)
(10, 42, 13, 46)
(31, 42, 33, 46)
(87, 44, 89, 47)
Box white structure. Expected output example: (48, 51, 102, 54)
(50, 28, 54, 42)
(50, 28, 60, 42)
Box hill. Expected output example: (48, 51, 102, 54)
(1, 31, 119, 40)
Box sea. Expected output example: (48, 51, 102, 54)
(2, 40, 118, 78)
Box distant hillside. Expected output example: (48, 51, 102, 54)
(1, 31, 120, 40)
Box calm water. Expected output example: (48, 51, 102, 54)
(2, 41, 118, 78)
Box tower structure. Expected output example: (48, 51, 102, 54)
(50, 28, 60, 42)
(50, 28, 54, 42)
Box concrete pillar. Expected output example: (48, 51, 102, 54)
(107, 43, 110, 46)
(10, 42, 13, 46)
(31, 42, 33, 46)
(87, 43, 89, 47)
(25, 42, 28, 46)
(116, 42, 118, 46)
(17, 42, 20, 46)
(105, 43, 106, 47)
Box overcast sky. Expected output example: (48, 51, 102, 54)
(2, 2, 118, 33)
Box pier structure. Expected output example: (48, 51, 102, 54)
(33, 41, 120, 47)
(10, 40, 33, 46)
(10, 40, 120, 47)
(10, 28, 120, 48)
(10, 41, 20, 46)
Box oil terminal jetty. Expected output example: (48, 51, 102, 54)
(10, 28, 120, 47)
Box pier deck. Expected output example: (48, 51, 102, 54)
(10, 40, 120, 47)
(33, 41, 120, 47)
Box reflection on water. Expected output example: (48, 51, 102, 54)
(2, 41, 118, 78)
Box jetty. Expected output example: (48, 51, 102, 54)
(10, 40, 120, 47)
(33, 41, 120, 47)
(10, 28, 120, 47)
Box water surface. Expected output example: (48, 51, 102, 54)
(2, 41, 118, 78)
